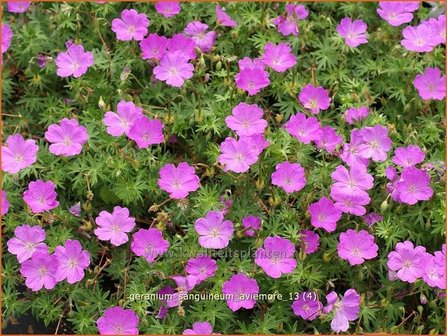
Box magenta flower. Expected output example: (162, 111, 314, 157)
(1, 191, 10, 216)
(1, 24, 13, 54)
(238, 57, 265, 71)
(401, 24, 438, 53)
(225, 102, 267, 136)
(69, 202, 81, 217)
(392, 145, 425, 167)
(235, 67, 270, 96)
(337, 17, 368, 47)
(218, 137, 259, 173)
(291, 292, 322, 320)
(154, 50, 194, 87)
(186, 255, 217, 283)
(377, 2, 419, 26)
(387, 241, 427, 283)
(426, 15, 445, 46)
(261, 42, 296, 72)
(222, 273, 259, 311)
(183, 322, 214, 335)
(345, 106, 369, 125)
(111, 9, 149, 41)
(97, 306, 139, 335)
(7, 1, 31, 13)
(167, 275, 198, 308)
(337, 229, 378, 265)
(358, 125, 392, 162)
(156, 286, 175, 318)
(423, 253, 445, 289)
(94, 206, 136, 246)
(103, 100, 144, 137)
(184, 21, 217, 53)
(324, 289, 361, 333)
(241, 134, 270, 156)
(333, 193, 370, 216)
(55, 43, 94, 78)
(167, 34, 196, 60)
(20, 251, 58, 291)
(284, 112, 322, 144)
(127, 116, 164, 148)
(7, 225, 48, 263)
(131, 228, 169, 263)
(413, 67, 445, 100)
(271, 161, 306, 193)
(340, 129, 370, 168)
(23, 180, 59, 213)
(300, 230, 320, 254)
(140, 34, 168, 61)
(395, 167, 433, 205)
(308, 197, 342, 232)
(385, 166, 398, 181)
(216, 5, 237, 27)
(45, 118, 89, 157)
(330, 165, 373, 198)
(194, 210, 234, 249)
(2, 134, 38, 174)
(363, 212, 383, 226)
(273, 4, 308, 37)
(315, 126, 343, 153)
(255, 236, 297, 278)
(155, 1, 181, 18)
(54, 239, 90, 284)
(242, 215, 261, 237)
(298, 84, 331, 114)
(158, 162, 200, 199)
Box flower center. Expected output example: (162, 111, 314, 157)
(111, 224, 121, 233)
(303, 304, 310, 311)
(210, 228, 220, 238)
(351, 247, 361, 256)
(68, 258, 78, 268)
(235, 153, 245, 162)
(172, 180, 182, 189)
(403, 260, 412, 268)
(38, 266, 47, 276)
(168, 67, 179, 76)
(113, 325, 124, 334)
(14, 154, 24, 163)
(63, 136, 72, 146)
(308, 100, 318, 109)
(415, 38, 425, 47)
(25, 242, 35, 250)
(318, 214, 326, 221)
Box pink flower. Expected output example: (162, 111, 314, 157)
(1, 191, 10, 216)
(401, 24, 438, 53)
(167, 34, 196, 60)
(413, 67, 445, 100)
(127, 116, 164, 148)
(1, 24, 13, 54)
(423, 253, 445, 289)
(156, 286, 175, 318)
(332, 193, 370, 216)
(308, 197, 342, 232)
(271, 161, 306, 193)
(218, 137, 259, 173)
(284, 112, 322, 144)
(216, 5, 237, 27)
(23, 180, 59, 213)
(377, 2, 419, 26)
(363, 212, 383, 226)
(7, 1, 31, 13)
(186, 255, 217, 283)
(242, 215, 261, 237)
(184, 21, 217, 53)
(255, 236, 297, 278)
(54, 239, 90, 284)
(337, 17, 368, 47)
(94, 206, 136, 246)
(103, 100, 144, 137)
(300, 230, 320, 254)
(337, 229, 378, 265)
(140, 34, 168, 61)
(225, 102, 267, 136)
(167, 275, 198, 308)
(392, 145, 425, 167)
(358, 125, 392, 162)
(395, 167, 433, 205)
(69, 202, 81, 217)
(45, 118, 89, 157)
(273, 4, 308, 37)
(195, 210, 234, 249)
(345, 106, 369, 124)
(131, 228, 169, 263)
(425, 15, 445, 46)
(241, 134, 270, 156)
(97, 306, 139, 335)
(330, 165, 373, 198)
(153, 50, 194, 87)
(315, 126, 343, 153)
(387, 241, 427, 283)
(261, 42, 296, 72)
(235, 67, 270, 95)
(238, 57, 265, 71)
(55, 43, 94, 78)
(20, 251, 58, 291)
(183, 322, 214, 335)
(2, 134, 38, 174)
(291, 292, 322, 320)
(111, 9, 149, 41)
(7, 225, 48, 263)
(155, 2, 181, 18)
(324, 289, 361, 333)
(158, 162, 200, 199)
(385, 166, 398, 181)
(222, 273, 259, 311)
(340, 129, 370, 168)
(298, 84, 331, 114)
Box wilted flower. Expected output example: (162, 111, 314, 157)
(55, 43, 94, 78)
(337, 17, 368, 47)
(140, 34, 168, 61)
(127, 116, 164, 148)
(363, 212, 383, 226)
(94, 206, 136, 246)
(337, 229, 378, 265)
(186, 255, 217, 283)
(111, 9, 149, 41)
(97, 306, 139, 335)
(284, 112, 322, 144)
(7, 225, 48, 263)
(225, 102, 267, 136)
(23, 180, 59, 213)
(69, 202, 81, 217)
(184, 21, 217, 53)
(155, 1, 181, 18)
(255, 236, 297, 278)
(387, 241, 427, 283)
(218, 137, 259, 173)
(131, 228, 169, 263)
(54, 239, 90, 284)
(222, 273, 259, 311)
(45, 118, 89, 157)
(153, 50, 194, 87)
(261, 42, 296, 72)
(19, 251, 58, 291)
(242, 215, 261, 237)
(194, 210, 234, 249)
(308, 197, 342, 232)
(413, 67, 445, 101)
(324, 289, 361, 333)
(158, 162, 200, 199)
(271, 161, 306, 193)
(2, 134, 38, 174)
(298, 84, 331, 114)
(216, 5, 237, 27)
